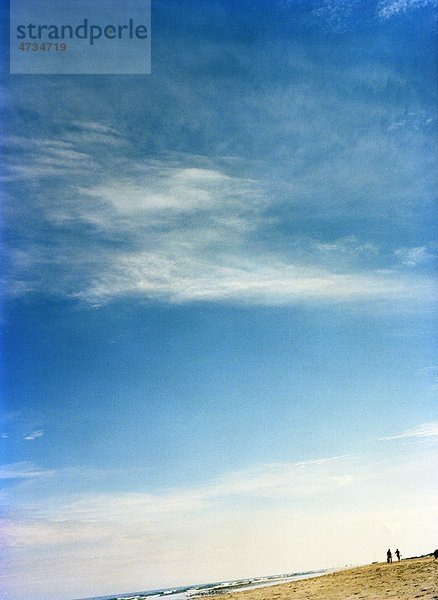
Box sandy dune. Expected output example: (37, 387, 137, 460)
(210, 556, 438, 599)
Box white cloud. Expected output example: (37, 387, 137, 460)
(73, 121, 122, 135)
(2, 518, 114, 548)
(76, 165, 252, 218)
(4, 452, 434, 528)
(73, 249, 434, 306)
(379, 422, 438, 441)
(377, 0, 437, 19)
(395, 245, 436, 268)
(311, 0, 361, 30)
(23, 429, 44, 441)
(314, 237, 378, 256)
(4, 118, 436, 309)
(12, 455, 353, 526)
(0, 462, 53, 480)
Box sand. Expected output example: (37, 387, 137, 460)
(209, 557, 438, 599)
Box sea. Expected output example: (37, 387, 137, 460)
(79, 568, 330, 600)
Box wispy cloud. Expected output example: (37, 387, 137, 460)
(0, 462, 53, 480)
(7, 455, 353, 525)
(309, 0, 436, 28)
(72, 120, 122, 135)
(3, 451, 433, 527)
(377, 0, 437, 19)
(3, 27, 436, 311)
(379, 422, 438, 441)
(311, 0, 362, 31)
(73, 251, 434, 306)
(23, 429, 44, 441)
(4, 129, 436, 308)
(395, 245, 437, 268)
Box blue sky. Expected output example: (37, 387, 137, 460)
(1, 1, 437, 599)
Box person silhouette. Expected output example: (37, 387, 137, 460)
(395, 549, 401, 561)
(387, 549, 392, 563)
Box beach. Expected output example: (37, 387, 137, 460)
(208, 557, 438, 599)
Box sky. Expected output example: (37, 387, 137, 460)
(1, 0, 437, 599)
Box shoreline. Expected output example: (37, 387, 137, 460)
(206, 556, 438, 599)
(192, 568, 334, 597)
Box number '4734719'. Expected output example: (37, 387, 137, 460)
(18, 42, 67, 51)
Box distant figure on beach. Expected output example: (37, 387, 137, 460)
(434, 549, 438, 560)
(387, 549, 392, 563)
(395, 549, 401, 561)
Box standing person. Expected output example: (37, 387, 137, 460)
(387, 549, 392, 563)
(395, 549, 401, 561)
